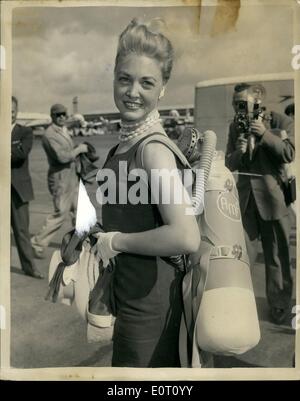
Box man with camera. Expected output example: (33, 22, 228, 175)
(225, 83, 295, 325)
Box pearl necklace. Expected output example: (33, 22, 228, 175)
(118, 110, 161, 142)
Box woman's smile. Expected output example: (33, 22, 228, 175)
(123, 100, 144, 110)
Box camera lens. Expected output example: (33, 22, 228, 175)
(238, 101, 247, 110)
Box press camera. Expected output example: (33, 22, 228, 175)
(233, 100, 265, 136)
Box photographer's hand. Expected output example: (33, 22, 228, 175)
(235, 135, 248, 154)
(250, 119, 266, 137)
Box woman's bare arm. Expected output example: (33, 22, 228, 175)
(112, 142, 201, 256)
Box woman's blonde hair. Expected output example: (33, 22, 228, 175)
(114, 18, 174, 84)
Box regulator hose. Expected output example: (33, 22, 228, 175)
(177, 128, 217, 215)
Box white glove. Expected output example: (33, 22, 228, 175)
(92, 232, 121, 268)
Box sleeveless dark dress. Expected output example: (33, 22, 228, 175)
(100, 135, 185, 367)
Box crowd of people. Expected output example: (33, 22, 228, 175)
(11, 17, 295, 368)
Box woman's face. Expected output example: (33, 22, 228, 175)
(114, 53, 165, 123)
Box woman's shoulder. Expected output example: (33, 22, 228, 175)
(142, 135, 179, 170)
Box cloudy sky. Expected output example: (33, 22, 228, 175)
(12, 2, 294, 115)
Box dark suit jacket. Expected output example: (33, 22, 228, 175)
(11, 124, 34, 203)
(225, 112, 295, 221)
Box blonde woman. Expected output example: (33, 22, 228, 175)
(95, 19, 200, 367)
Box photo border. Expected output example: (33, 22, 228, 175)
(0, 0, 299, 381)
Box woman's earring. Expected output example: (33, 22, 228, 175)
(158, 87, 165, 100)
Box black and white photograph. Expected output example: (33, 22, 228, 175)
(0, 0, 299, 381)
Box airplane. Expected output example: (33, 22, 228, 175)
(16, 112, 52, 128)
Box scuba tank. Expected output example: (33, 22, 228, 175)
(177, 127, 260, 367)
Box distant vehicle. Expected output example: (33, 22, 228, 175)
(194, 73, 294, 151)
(65, 113, 86, 128)
(65, 114, 88, 136)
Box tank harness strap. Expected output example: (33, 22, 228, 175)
(135, 133, 192, 171)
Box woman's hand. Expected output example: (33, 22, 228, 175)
(91, 232, 121, 267)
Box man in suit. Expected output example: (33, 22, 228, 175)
(31, 103, 88, 258)
(225, 83, 295, 324)
(11, 96, 43, 279)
